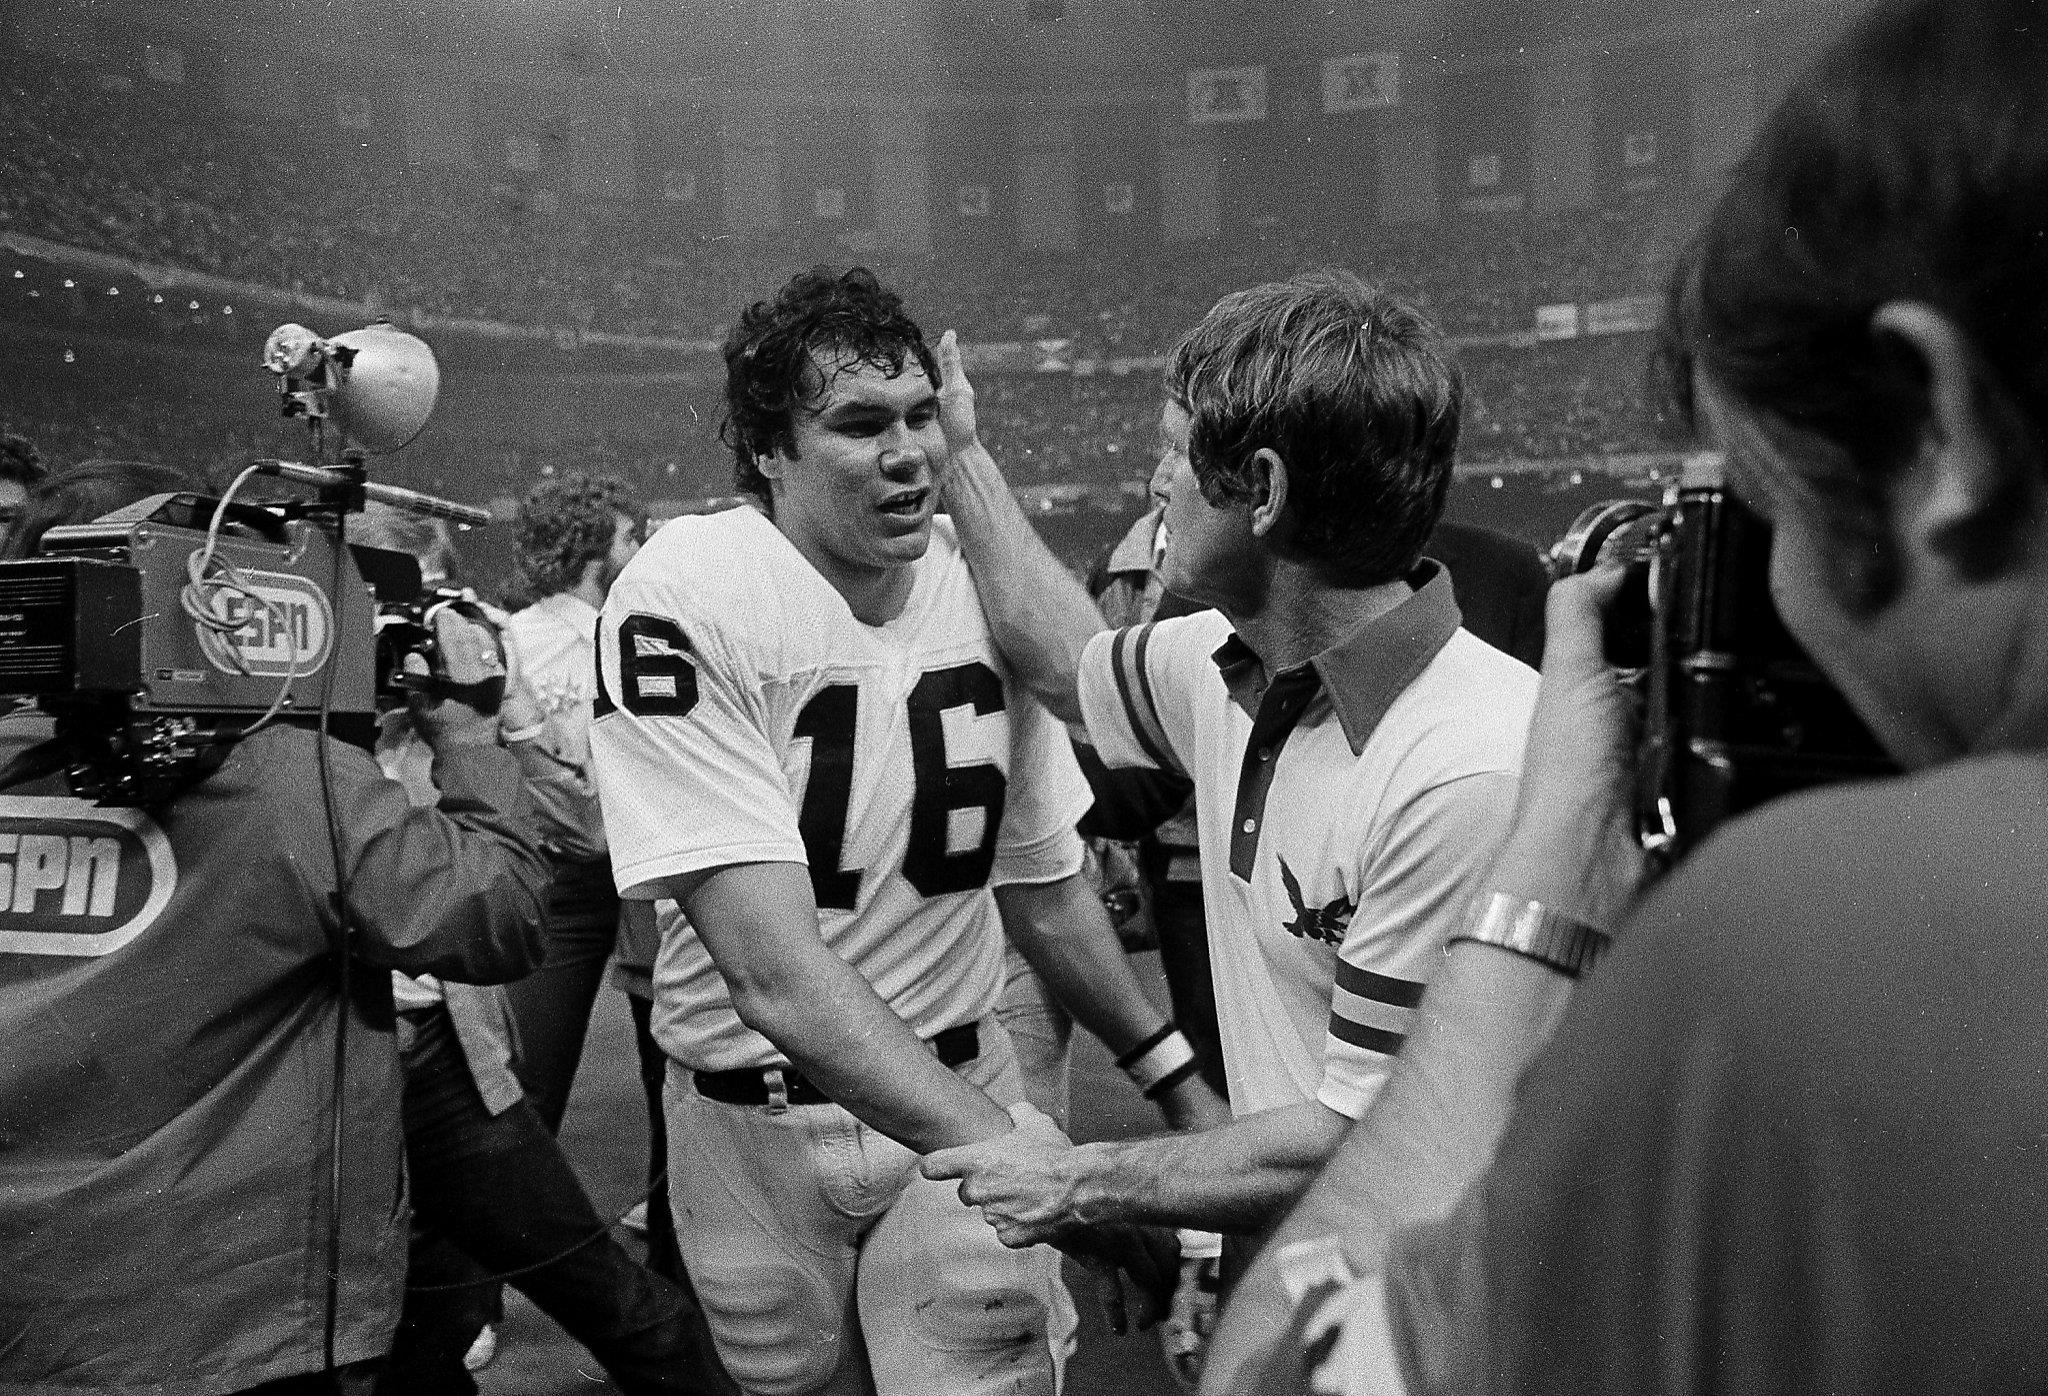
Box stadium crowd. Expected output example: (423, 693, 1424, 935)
(0, 334, 1669, 524)
(0, 49, 1681, 508)
(0, 56, 1674, 347)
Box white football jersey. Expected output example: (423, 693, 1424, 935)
(591, 506, 1090, 1071)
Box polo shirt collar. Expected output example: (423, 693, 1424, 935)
(1210, 560, 1463, 756)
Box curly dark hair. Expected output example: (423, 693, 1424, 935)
(1165, 270, 1462, 589)
(513, 473, 637, 599)
(0, 433, 48, 488)
(2, 459, 197, 560)
(719, 267, 938, 512)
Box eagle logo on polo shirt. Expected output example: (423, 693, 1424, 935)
(1278, 858, 1355, 947)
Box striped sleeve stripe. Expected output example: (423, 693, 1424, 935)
(1327, 1015, 1406, 1058)
(1330, 962, 1421, 1060)
(1333, 960, 1425, 1009)
(1108, 624, 1180, 774)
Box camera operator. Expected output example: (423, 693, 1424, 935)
(0, 463, 550, 1395)
(1202, 2, 2048, 1391)
(348, 504, 709, 1396)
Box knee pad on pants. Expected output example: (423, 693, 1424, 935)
(900, 1241, 1058, 1356)
(689, 1256, 846, 1396)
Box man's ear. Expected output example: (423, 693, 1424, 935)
(1247, 448, 1290, 541)
(754, 448, 788, 486)
(1871, 301, 2045, 581)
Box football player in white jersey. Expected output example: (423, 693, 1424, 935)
(589, 267, 1225, 1396)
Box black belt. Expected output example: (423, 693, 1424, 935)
(693, 1021, 981, 1108)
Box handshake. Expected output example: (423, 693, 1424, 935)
(923, 1102, 1203, 1352)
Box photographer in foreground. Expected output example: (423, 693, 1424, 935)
(0, 463, 551, 1394)
(1204, 2, 2048, 1391)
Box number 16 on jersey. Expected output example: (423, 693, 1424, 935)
(793, 662, 1010, 910)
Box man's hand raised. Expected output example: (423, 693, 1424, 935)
(935, 329, 981, 459)
(1487, 563, 1650, 929)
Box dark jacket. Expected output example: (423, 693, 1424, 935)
(0, 718, 547, 1395)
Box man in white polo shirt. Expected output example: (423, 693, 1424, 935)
(923, 273, 1538, 1383)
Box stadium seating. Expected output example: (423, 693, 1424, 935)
(0, 54, 1679, 525)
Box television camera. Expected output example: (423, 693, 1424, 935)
(0, 321, 499, 803)
(1552, 464, 1895, 870)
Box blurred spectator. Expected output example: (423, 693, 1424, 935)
(0, 457, 190, 559)
(0, 432, 49, 547)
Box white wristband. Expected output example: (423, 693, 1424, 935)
(1116, 1024, 1200, 1098)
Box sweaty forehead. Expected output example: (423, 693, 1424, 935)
(799, 348, 935, 417)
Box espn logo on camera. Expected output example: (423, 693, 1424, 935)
(200, 569, 334, 678)
(0, 799, 176, 957)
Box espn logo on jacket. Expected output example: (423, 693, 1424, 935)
(0, 798, 176, 957)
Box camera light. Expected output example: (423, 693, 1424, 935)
(1490, 476, 1504, 489)
(107, 286, 118, 295)
(265, 322, 441, 451)
(152, 294, 163, 303)
(62, 279, 74, 288)
(62, 349, 74, 363)
(188, 300, 200, 310)
(10, 269, 21, 279)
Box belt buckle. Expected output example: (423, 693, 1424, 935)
(763, 1067, 789, 1115)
